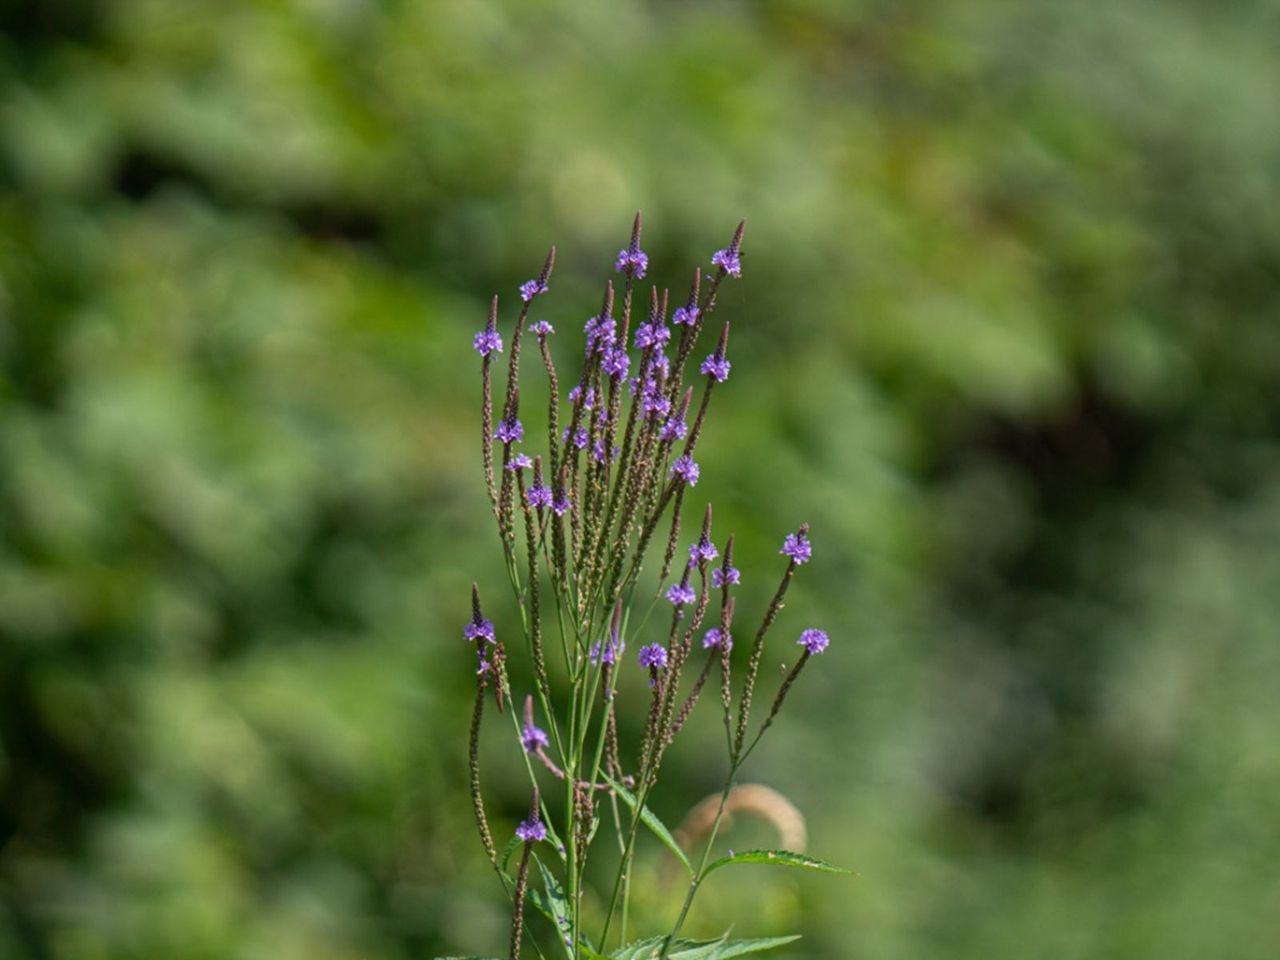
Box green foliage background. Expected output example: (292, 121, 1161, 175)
(2, 1, 1278, 957)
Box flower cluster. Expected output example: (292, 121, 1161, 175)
(464, 216, 838, 960)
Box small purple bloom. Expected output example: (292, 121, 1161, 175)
(672, 305, 700, 326)
(464, 619, 495, 643)
(634, 322, 671, 351)
(638, 643, 668, 670)
(602, 347, 630, 380)
(570, 428, 589, 450)
(506, 453, 534, 471)
(552, 490, 571, 516)
(798, 628, 829, 656)
(519, 278, 548, 302)
(568, 384, 597, 410)
(643, 389, 671, 419)
(495, 418, 524, 444)
(521, 722, 550, 753)
(703, 627, 732, 651)
(615, 248, 649, 278)
(516, 817, 547, 842)
(689, 537, 718, 564)
(590, 635, 624, 666)
(650, 351, 671, 380)
(585, 316, 617, 353)
(671, 454, 700, 486)
(781, 531, 812, 565)
(592, 440, 620, 465)
(712, 566, 740, 588)
(660, 417, 687, 442)
(700, 354, 731, 382)
(529, 319, 555, 336)
(711, 248, 742, 278)
(666, 582, 696, 607)
(473, 328, 503, 357)
(527, 483, 553, 508)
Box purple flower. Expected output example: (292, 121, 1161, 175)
(584, 316, 617, 353)
(781, 531, 812, 565)
(672, 305, 700, 326)
(495, 418, 524, 444)
(516, 817, 547, 842)
(520, 278, 548, 302)
(568, 428, 589, 450)
(602, 347, 630, 380)
(506, 453, 534, 471)
(711, 247, 742, 278)
(552, 490, 572, 516)
(660, 417, 687, 442)
(521, 722, 550, 753)
(671, 454, 700, 486)
(666, 582, 696, 607)
(634, 322, 671, 351)
(590, 635, 625, 666)
(568, 384, 596, 410)
(703, 627, 732, 651)
(473, 327, 503, 357)
(689, 537, 718, 565)
(700, 354, 731, 382)
(464, 619, 495, 643)
(712, 566, 740, 588)
(798, 628, 829, 656)
(638, 643, 668, 670)
(592, 439, 620, 465)
(615, 247, 649, 278)
(529, 320, 555, 336)
(643, 389, 671, 420)
(527, 483, 553, 508)
(650, 351, 671, 380)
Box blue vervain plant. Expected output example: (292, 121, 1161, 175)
(456, 216, 846, 960)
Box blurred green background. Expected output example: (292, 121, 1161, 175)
(2, 0, 1279, 957)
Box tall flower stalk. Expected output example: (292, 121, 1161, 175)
(456, 217, 846, 960)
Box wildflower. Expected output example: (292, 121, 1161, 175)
(602, 347, 630, 380)
(527, 483, 552, 508)
(711, 247, 741, 278)
(519, 278, 548, 302)
(781, 530, 812, 564)
(666, 582, 696, 607)
(473, 325, 503, 357)
(506, 454, 533, 471)
(700, 353, 731, 382)
(798, 628, 829, 656)
(552, 490, 571, 516)
(639, 643, 668, 686)
(515, 817, 547, 842)
(495, 418, 524, 444)
(521, 722, 550, 753)
(584, 316, 616, 353)
(464, 619, 495, 644)
(562, 427, 588, 450)
(592, 440, 619, 464)
(643, 389, 671, 419)
(689, 537, 718, 565)
(634, 322, 671, 351)
(615, 247, 649, 278)
(589, 635, 624, 666)
(712, 565, 740, 588)
(529, 320, 555, 336)
(672, 304, 700, 326)
(703, 627, 732, 651)
(660, 416, 687, 442)
(671, 454, 700, 486)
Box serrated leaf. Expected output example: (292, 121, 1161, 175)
(609, 935, 800, 960)
(534, 855, 575, 959)
(604, 775, 693, 876)
(702, 849, 850, 878)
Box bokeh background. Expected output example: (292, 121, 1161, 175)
(3, 1, 1280, 957)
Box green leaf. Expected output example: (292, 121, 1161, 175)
(604, 775, 693, 876)
(610, 935, 801, 960)
(702, 849, 850, 879)
(500, 834, 522, 873)
(535, 854, 598, 959)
